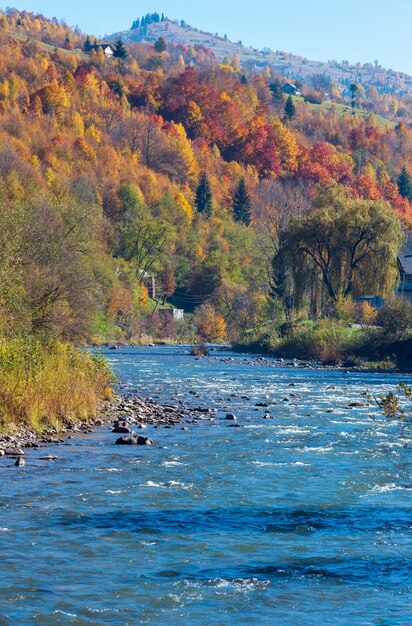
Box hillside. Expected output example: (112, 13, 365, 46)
(0, 7, 410, 353)
(112, 17, 412, 97)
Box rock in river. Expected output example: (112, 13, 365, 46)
(225, 413, 237, 421)
(5, 447, 24, 457)
(112, 426, 133, 434)
(115, 436, 154, 446)
(15, 457, 25, 467)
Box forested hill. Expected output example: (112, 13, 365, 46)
(0, 7, 411, 350)
(112, 14, 412, 98)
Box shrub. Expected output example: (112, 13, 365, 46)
(191, 344, 209, 356)
(376, 297, 412, 340)
(357, 301, 378, 326)
(276, 319, 363, 363)
(0, 339, 113, 433)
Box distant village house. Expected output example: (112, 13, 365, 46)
(282, 82, 302, 97)
(158, 308, 184, 322)
(89, 43, 114, 57)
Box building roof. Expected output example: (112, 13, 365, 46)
(90, 43, 114, 52)
(399, 232, 412, 275)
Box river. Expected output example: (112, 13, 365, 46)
(1, 346, 411, 625)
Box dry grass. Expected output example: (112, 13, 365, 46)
(0, 339, 113, 433)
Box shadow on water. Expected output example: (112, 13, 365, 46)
(54, 506, 412, 534)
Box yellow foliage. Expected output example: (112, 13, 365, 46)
(359, 301, 378, 326)
(0, 339, 112, 433)
(0, 80, 10, 100)
(195, 303, 226, 341)
(30, 155, 41, 169)
(76, 137, 96, 162)
(45, 167, 56, 185)
(86, 124, 101, 143)
(271, 118, 301, 172)
(71, 111, 84, 136)
(175, 192, 193, 221)
(219, 64, 234, 73)
(334, 296, 355, 323)
(188, 100, 202, 125)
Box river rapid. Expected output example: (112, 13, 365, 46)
(1, 346, 411, 625)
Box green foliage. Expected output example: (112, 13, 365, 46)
(233, 177, 251, 226)
(154, 37, 167, 53)
(274, 186, 403, 311)
(376, 297, 412, 340)
(117, 185, 172, 280)
(195, 172, 213, 217)
(113, 38, 127, 60)
(269, 79, 284, 104)
(398, 166, 412, 201)
(284, 95, 296, 120)
(275, 319, 363, 363)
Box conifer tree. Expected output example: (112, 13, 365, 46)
(113, 39, 127, 60)
(154, 37, 167, 53)
(284, 95, 296, 121)
(398, 166, 412, 201)
(195, 173, 213, 217)
(233, 177, 251, 226)
(270, 79, 284, 105)
(83, 35, 92, 52)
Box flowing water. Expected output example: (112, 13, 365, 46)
(1, 347, 411, 625)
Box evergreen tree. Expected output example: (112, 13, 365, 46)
(154, 37, 167, 53)
(113, 39, 127, 60)
(83, 35, 92, 52)
(233, 177, 251, 226)
(195, 173, 213, 217)
(284, 95, 296, 121)
(398, 166, 412, 201)
(350, 83, 358, 115)
(270, 79, 284, 104)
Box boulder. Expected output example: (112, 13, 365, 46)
(15, 457, 25, 467)
(225, 413, 237, 421)
(5, 447, 24, 456)
(112, 426, 132, 434)
(115, 436, 154, 446)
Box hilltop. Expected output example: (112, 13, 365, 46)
(111, 15, 412, 97)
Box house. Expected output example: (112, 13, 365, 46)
(282, 82, 302, 97)
(398, 232, 412, 302)
(89, 44, 114, 57)
(158, 308, 184, 322)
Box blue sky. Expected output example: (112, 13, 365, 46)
(4, 0, 412, 74)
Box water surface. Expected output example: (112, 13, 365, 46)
(1, 347, 411, 625)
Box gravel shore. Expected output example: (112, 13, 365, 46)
(0, 392, 216, 461)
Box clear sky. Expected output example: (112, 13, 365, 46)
(3, 0, 412, 75)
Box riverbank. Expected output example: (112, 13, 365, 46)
(0, 392, 215, 463)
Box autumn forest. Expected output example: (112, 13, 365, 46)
(0, 9, 411, 430)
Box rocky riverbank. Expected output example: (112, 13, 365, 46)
(0, 392, 217, 465)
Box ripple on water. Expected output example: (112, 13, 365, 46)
(0, 346, 410, 626)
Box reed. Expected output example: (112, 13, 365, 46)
(0, 339, 113, 433)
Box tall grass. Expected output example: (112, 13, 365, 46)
(0, 339, 113, 433)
